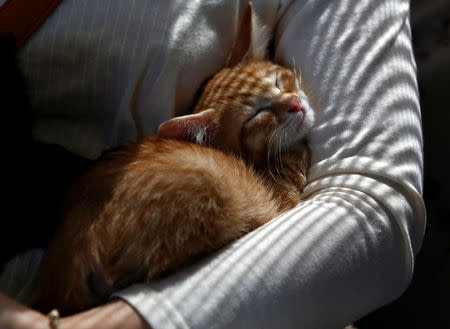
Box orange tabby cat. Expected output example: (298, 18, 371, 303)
(34, 3, 315, 314)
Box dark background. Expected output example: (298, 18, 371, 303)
(1, 0, 449, 327)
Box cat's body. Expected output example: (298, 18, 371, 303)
(34, 3, 315, 314)
(35, 135, 309, 314)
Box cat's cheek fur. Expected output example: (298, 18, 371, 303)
(242, 113, 277, 164)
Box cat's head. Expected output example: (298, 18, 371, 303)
(158, 2, 315, 165)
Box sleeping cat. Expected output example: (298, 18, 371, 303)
(34, 2, 315, 314)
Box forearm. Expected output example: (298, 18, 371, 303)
(61, 299, 151, 329)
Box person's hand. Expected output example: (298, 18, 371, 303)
(61, 298, 151, 329)
(0, 292, 47, 329)
(0, 292, 151, 329)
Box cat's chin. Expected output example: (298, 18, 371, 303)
(281, 123, 314, 154)
(294, 110, 305, 133)
(303, 107, 315, 134)
(292, 106, 315, 140)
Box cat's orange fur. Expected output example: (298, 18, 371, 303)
(35, 136, 309, 313)
(34, 2, 314, 314)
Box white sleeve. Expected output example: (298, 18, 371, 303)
(116, 0, 426, 328)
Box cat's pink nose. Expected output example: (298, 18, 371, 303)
(286, 95, 305, 114)
(275, 95, 305, 114)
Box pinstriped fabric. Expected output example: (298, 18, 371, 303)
(18, 0, 172, 159)
(276, 0, 425, 256)
(275, 0, 423, 189)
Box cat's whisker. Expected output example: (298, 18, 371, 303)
(290, 56, 304, 90)
(267, 128, 283, 185)
(277, 127, 288, 176)
(274, 128, 283, 178)
(291, 57, 298, 83)
(274, 127, 288, 180)
(266, 131, 277, 182)
(278, 118, 299, 177)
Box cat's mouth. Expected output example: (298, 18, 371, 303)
(294, 110, 305, 132)
(284, 95, 306, 132)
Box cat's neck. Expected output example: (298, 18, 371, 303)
(253, 143, 310, 212)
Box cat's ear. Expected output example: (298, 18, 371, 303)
(157, 109, 217, 145)
(224, 1, 268, 67)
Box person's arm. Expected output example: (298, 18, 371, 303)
(0, 292, 150, 329)
(0, 292, 47, 329)
(61, 299, 151, 329)
(114, 0, 425, 328)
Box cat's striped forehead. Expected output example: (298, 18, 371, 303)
(194, 60, 299, 113)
